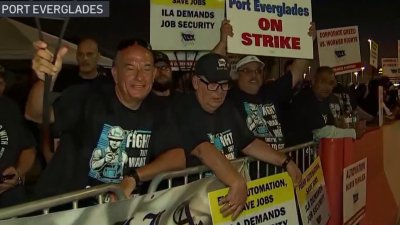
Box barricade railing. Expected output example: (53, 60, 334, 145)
(0, 141, 317, 221)
(148, 141, 317, 193)
(0, 184, 125, 220)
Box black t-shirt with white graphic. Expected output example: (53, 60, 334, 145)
(172, 94, 255, 167)
(0, 97, 36, 206)
(229, 72, 293, 150)
(50, 70, 113, 142)
(0, 97, 36, 172)
(52, 67, 113, 93)
(35, 82, 181, 197)
(285, 88, 341, 146)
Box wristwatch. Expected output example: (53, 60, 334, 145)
(16, 169, 23, 185)
(126, 169, 141, 185)
(281, 155, 293, 170)
(17, 175, 23, 185)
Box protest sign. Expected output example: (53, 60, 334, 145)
(150, 0, 224, 50)
(296, 157, 330, 225)
(317, 26, 361, 75)
(209, 173, 298, 225)
(226, 0, 313, 59)
(343, 158, 367, 225)
(369, 40, 378, 68)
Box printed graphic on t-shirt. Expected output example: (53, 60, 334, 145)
(322, 114, 328, 124)
(334, 93, 352, 112)
(207, 130, 235, 160)
(329, 103, 341, 120)
(244, 102, 284, 150)
(0, 125, 8, 159)
(89, 124, 152, 183)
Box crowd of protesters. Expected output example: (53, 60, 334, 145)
(0, 20, 399, 220)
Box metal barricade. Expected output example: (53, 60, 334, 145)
(148, 141, 317, 193)
(0, 142, 317, 220)
(147, 157, 249, 193)
(0, 184, 125, 220)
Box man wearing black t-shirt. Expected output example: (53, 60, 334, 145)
(151, 51, 181, 110)
(213, 21, 315, 149)
(52, 38, 111, 93)
(27, 38, 111, 121)
(173, 53, 302, 220)
(0, 96, 36, 207)
(27, 39, 185, 198)
(228, 55, 310, 150)
(285, 66, 343, 145)
(26, 38, 112, 163)
(152, 51, 173, 97)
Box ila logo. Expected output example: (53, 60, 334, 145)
(143, 210, 165, 225)
(181, 32, 195, 46)
(334, 50, 346, 58)
(173, 201, 203, 225)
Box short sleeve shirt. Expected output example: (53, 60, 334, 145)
(35, 83, 182, 197)
(285, 88, 341, 145)
(172, 94, 255, 167)
(229, 72, 293, 150)
(0, 97, 36, 172)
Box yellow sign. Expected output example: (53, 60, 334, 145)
(296, 157, 330, 225)
(150, 0, 225, 50)
(151, 0, 224, 9)
(208, 173, 298, 225)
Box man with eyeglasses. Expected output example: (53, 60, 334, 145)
(212, 20, 314, 180)
(214, 21, 315, 152)
(172, 53, 302, 220)
(229, 55, 308, 151)
(26, 38, 185, 199)
(230, 55, 312, 178)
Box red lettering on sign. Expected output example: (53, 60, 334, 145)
(258, 18, 283, 32)
(241, 33, 301, 50)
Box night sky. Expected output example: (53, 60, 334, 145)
(14, 0, 400, 65)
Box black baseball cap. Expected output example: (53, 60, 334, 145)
(153, 51, 170, 67)
(195, 53, 230, 83)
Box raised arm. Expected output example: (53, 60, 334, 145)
(212, 19, 233, 56)
(25, 41, 68, 123)
(289, 22, 316, 88)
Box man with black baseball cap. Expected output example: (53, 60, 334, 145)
(152, 51, 173, 96)
(172, 53, 302, 220)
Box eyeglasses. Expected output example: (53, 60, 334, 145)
(199, 77, 231, 91)
(237, 68, 263, 75)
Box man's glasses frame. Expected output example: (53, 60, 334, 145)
(198, 76, 231, 91)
